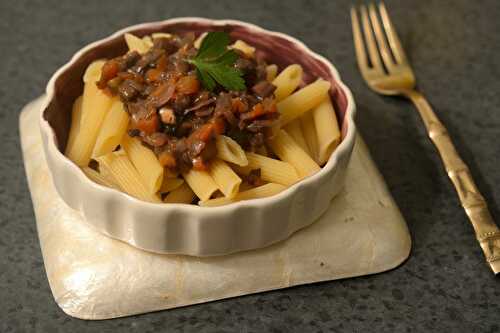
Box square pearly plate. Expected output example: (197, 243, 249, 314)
(20, 96, 411, 320)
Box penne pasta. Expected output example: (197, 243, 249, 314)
(65, 96, 83, 156)
(300, 112, 319, 163)
(97, 151, 161, 203)
(284, 119, 310, 156)
(266, 64, 278, 82)
(276, 79, 331, 127)
(199, 183, 286, 207)
(83, 60, 106, 83)
(269, 130, 320, 178)
(216, 135, 248, 166)
(142, 36, 154, 49)
(97, 157, 120, 188)
(230, 40, 255, 57)
(313, 97, 341, 165)
(121, 135, 164, 194)
(208, 158, 242, 198)
(151, 32, 172, 39)
(232, 152, 299, 186)
(79, 78, 113, 129)
(182, 169, 218, 201)
(194, 32, 207, 49)
(163, 183, 196, 204)
(272, 64, 303, 102)
(66, 61, 113, 166)
(124, 33, 149, 54)
(159, 176, 184, 194)
(81, 167, 120, 190)
(92, 99, 129, 158)
(66, 30, 341, 207)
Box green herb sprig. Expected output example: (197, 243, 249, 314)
(188, 32, 246, 91)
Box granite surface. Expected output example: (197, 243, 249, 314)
(1, 0, 499, 332)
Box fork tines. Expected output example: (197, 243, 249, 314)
(350, 2, 407, 74)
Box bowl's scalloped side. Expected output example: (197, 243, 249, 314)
(39, 17, 357, 256)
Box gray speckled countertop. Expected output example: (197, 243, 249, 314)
(1, 0, 499, 332)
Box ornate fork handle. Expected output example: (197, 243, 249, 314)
(405, 90, 500, 273)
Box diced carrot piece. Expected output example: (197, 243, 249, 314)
(118, 72, 133, 80)
(192, 157, 209, 171)
(156, 54, 168, 71)
(132, 113, 160, 135)
(118, 71, 144, 83)
(176, 75, 200, 95)
(211, 117, 226, 135)
(97, 60, 119, 88)
(196, 123, 215, 142)
(158, 151, 177, 168)
(265, 101, 277, 113)
(252, 103, 265, 117)
(231, 98, 247, 113)
(240, 103, 266, 120)
(146, 68, 162, 82)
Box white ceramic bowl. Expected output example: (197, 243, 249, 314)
(39, 18, 357, 256)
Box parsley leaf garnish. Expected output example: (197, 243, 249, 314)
(188, 32, 246, 91)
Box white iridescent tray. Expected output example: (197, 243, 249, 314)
(20, 96, 411, 320)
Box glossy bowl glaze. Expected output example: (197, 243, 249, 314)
(39, 18, 357, 256)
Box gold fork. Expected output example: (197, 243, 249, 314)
(351, 2, 500, 274)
